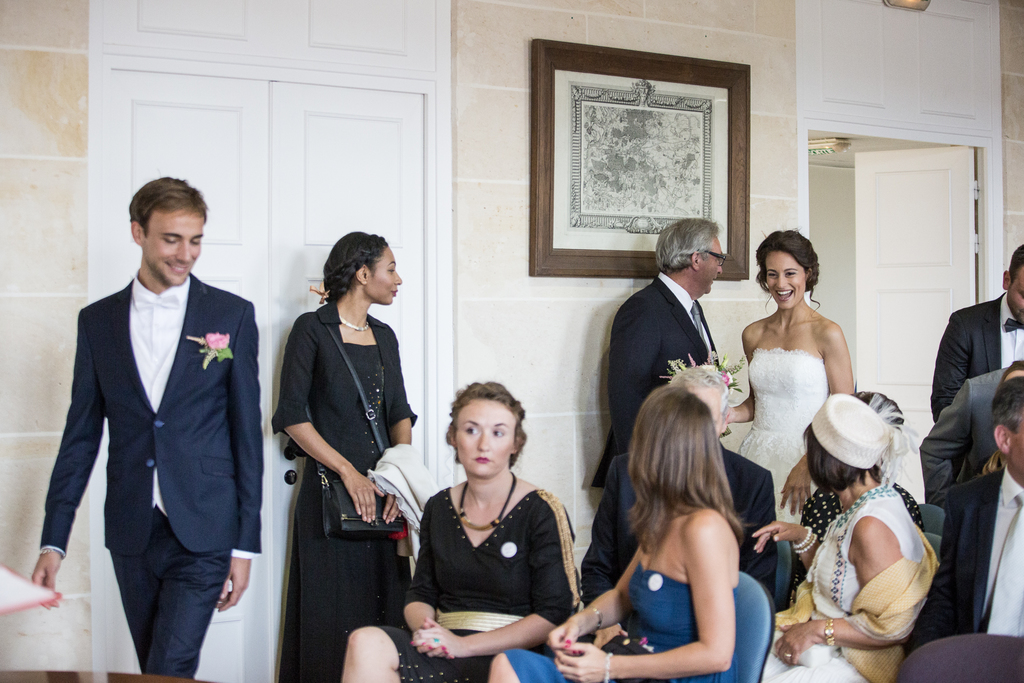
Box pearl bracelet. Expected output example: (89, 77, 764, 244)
(590, 605, 604, 630)
(793, 527, 817, 554)
(604, 652, 613, 683)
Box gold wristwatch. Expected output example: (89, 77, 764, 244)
(824, 618, 836, 646)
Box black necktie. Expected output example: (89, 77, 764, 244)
(1005, 318, 1024, 333)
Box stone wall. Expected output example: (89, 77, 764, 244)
(0, 0, 92, 670)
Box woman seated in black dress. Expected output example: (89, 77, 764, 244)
(342, 382, 580, 683)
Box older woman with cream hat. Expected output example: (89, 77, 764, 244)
(753, 394, 938, 683)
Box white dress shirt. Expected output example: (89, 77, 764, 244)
(658, 272, 710, 354)
(999, 296, 1024, 368)
(130, 276, 253, 559)
(983, 468, 1024, 615)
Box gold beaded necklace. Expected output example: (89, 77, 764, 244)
(458, 474, 517, 531)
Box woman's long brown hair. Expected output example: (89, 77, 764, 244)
(628, 385, 744, 553)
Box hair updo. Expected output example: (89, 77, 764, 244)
(322, 232, 389, 303)
(755, 230, 820, 296)
(446, 382, 527, 467)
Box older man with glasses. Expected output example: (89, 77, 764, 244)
(592, 217, 725, 487)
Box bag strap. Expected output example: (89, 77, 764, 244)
(326, 322, 387, 456)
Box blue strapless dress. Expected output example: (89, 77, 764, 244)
(505, 565, 737, 683)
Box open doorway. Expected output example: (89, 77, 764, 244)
(807, 130, 978, 502)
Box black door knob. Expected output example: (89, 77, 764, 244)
(284, 469, 297, 485)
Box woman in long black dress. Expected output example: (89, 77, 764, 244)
(342, 382, 580, 683)
(273, 232, 416, 683)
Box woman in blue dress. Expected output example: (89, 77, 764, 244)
(490, 385, 742, 683)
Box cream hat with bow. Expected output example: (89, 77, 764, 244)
(811, 394, 893, 470)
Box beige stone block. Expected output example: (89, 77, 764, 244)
(755, 0, 796, 39)
(0, 50, 87, 157)
(454, 181, 636, 299)
(0, 296, 83, 433)
(0, 453, 91, 594)
(0, 595, 92, 670)
(0, 158, 87, 294)
(0, 0, 89, 50)
(455, 0, 586, 89)
(486, 0, 643, 14)
(585, 15, 650, 51)
(455, 85, 529, 182)
(1005, 214, 1024, 258)
(1005, 74, 1024, 142)
(646, 0, 756, 33)
(574, 411, 609, 527)
(639, 22, 796, 117)
(751, 197, 799, 243)
(457, 298, 622, 415)
(1005, 141, 1024, 214)
(750, 114, 798, 198)
(1002, 7, 1024, 76)
(513, 414, 577, 524)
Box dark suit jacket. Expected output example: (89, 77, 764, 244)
(594, 278, 715, 486)
(921, 369, 1002, 507)
(41, 275, 263, 556)
(581, 447, 776, 603)
(931, 296, 1002, 421)
(909, 471, 1002, 651)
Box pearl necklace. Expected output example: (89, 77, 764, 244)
(339, 315, 369, 332)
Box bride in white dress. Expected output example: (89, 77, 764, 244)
(729, 231, 854, 523)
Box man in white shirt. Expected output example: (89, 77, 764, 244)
(911, 375, 1024, 647)
(931, 244, 1024, 421)
(31, 178, 263, 678)
(593, 217, 723, 486)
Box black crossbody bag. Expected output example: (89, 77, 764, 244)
(285, 322, 404, 539)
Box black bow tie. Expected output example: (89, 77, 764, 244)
(1005, 318, 1024, 333)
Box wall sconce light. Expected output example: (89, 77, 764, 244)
(882, 0, 930, 10)
(808, 138, 852, 156)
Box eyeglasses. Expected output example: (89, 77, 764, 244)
(703, 250, 727, 266)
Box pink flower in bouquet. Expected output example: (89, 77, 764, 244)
(205, 333, 230, 350)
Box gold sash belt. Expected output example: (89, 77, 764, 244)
(435, 610, 523, 632)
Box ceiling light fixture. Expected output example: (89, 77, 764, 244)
(882, 0, 930, 10)
(808, 138, 852, 156)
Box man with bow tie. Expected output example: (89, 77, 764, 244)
(931, 244, 1024, 422)
(31, 178, 263, 678)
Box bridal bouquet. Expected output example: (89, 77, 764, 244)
(667, 352, 745, 394)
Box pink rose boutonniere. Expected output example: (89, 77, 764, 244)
(186, 332, 234, 369)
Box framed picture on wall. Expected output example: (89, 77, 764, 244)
(529, 40, 750, 279)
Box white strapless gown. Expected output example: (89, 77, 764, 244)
(739, 348, 830, 523)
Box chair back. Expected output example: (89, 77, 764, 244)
(919, 503, 945, 535)
(735, 571, 774, 683)
(774, 540, 793, 612)
(924, 531, 942, 556)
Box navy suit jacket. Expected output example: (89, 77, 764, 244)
(931, 296, 1002, 421)
(41, 275, 263, 556)
(594, 278, 716, 486)
(909, 471, 1002, 650)
(581, 447, 777, 603)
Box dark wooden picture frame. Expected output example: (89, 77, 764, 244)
(529, 40, 750, 280)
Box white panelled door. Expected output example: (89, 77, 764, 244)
(854, 146, 975, 502)
(94, 72, 433, 682)
(268, 81, 426, 617)
(98, 70, 274, 682)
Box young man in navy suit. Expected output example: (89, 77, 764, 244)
(31, 178, 263, 678)
(593, 217, 724, 486)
